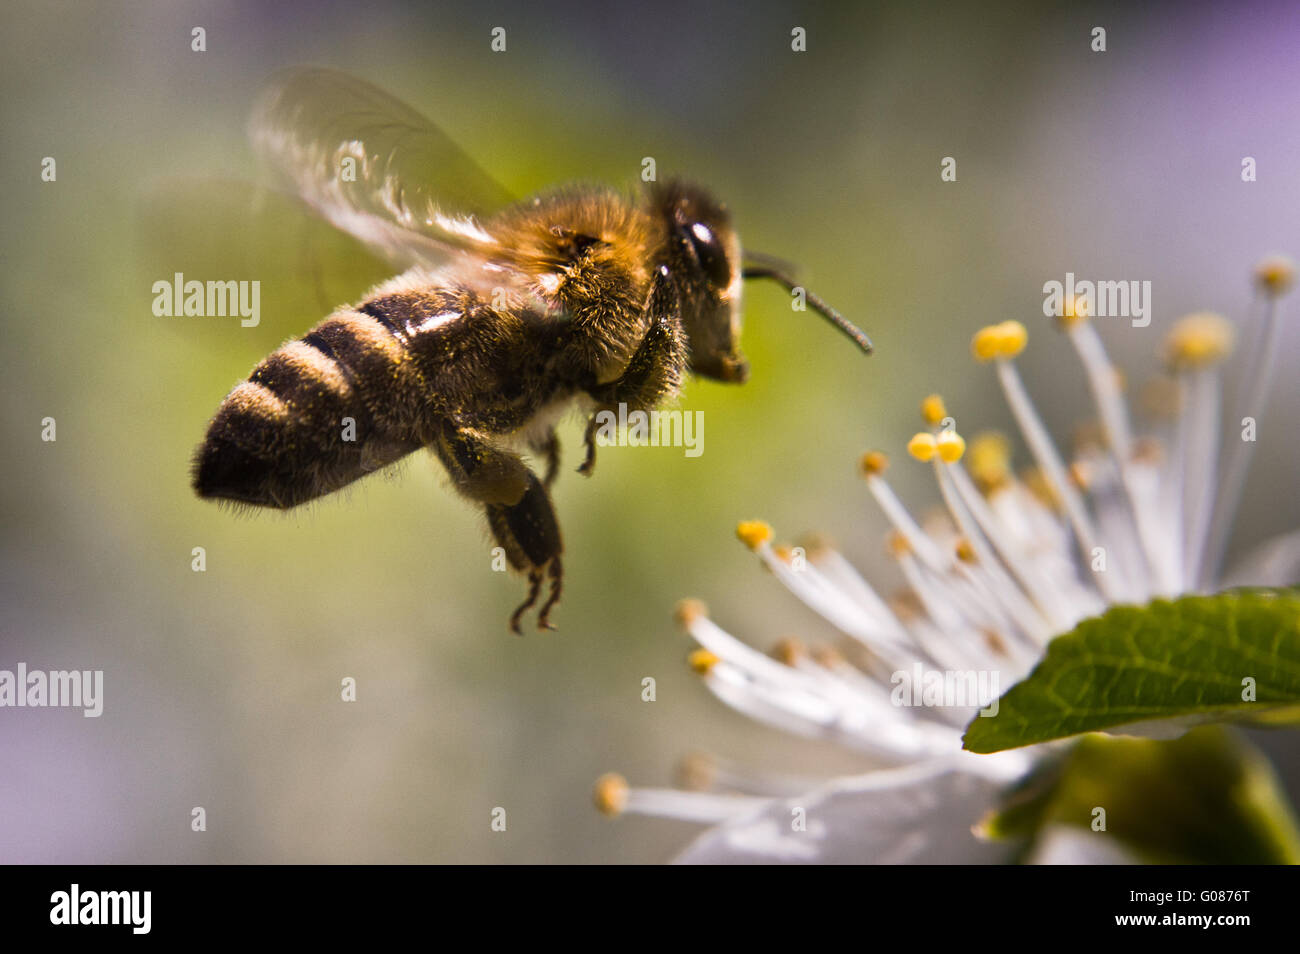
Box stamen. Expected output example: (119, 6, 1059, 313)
(986, 333, 1122, 602)
(860, 450, 889, 476)
(862, 468, 951, 571)
(908, 432, 938, 462)
(593, 772, 630, 815)
(967, 432, 1012, 494)
(733, 523, 920, 666)
(1062, 318, 1162, 596)
(946, 458, 1093, 633)
(1054, 293, 1090, 328)
(931, 457, 1055, 643)
(1162, 312, 1234, 371)
(674, 598, 709, 628)
(1203, 261, 1293, 586)
(1254, 254, 1295, 297)
(1180, 368, 1225, 589)
(1163, 314, 1233, 587)
(921, 394, 948, 427)
(936, 430, 966, 463)
(594, 773, 769, 823)
(736, 519, 774, 550)
(800, 544, 922, 658)
(674, 751, 824, 797)
(688, 648, 720, 674)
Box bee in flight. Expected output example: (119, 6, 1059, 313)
(192, 68, 872, 632)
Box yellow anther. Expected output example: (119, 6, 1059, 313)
(968, 432, 1011, 493)
(675, 752, 716, 791)
(955, 537, 977, 564)
(811, 645, 844, 668)
(1021, 466, 1061, 511)
(1069, 460, 1092, 491)
(687, 648, 720, 674)
(1255, 255, 1295, 296)
(972, 321, 1027, 361)
(795, 532, 834, 560)
(593, 772, 629, 816)
(1163, 312, 1235, 370)
(971, 325, 1003, 362)
(1132, 436, 1164, 466)
(772, 544, 793, 563)
(982, 629, 1010, 657)
(936, 429, 966, 462)
(1058, 294, 1090, 327)
(889, 590, 923, 621)
(770, 637, 806, 666)
(907, 432, 938, 462)
(886, 529, 912, 558)
(674, 598, 708, 628)
(860, 450, 889, 476)
(921, 394, 948, 426)
(736, 519, 773, 550)
(995, 321, 1028, 357)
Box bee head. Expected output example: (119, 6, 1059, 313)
(654, 180, 748, 383)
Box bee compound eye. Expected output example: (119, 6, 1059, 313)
(684, 223, 730, 288)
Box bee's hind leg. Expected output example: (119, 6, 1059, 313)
(433, 424, 564, 632)
(486, 476, 564, 633)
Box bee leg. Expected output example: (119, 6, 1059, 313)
(579, 415, 600, 477)
(486, 475, 564, 633)
(531, 429, 561, 488)
(580, 269, 687, 477)
(433, 424, 564, 631)
(537, 556, 564, 629)
(509, 568, 543, 634)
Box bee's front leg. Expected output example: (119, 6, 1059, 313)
(580, 270, 687, 476)
(433, 424, 563, 632)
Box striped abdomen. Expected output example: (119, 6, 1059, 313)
(192, 302, 435, 509)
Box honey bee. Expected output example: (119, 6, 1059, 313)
(192, 68, 872, 632)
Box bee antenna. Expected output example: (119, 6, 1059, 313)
(740, 249, 800, 276)
(742, 266, 874, 355)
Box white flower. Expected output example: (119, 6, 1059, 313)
(596, 256, 1298, 864)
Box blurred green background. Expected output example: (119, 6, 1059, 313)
(2, 0, 1298, 862)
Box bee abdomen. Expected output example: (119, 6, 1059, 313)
(193, 310, 428, 509)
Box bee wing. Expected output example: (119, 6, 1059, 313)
(250, 68, 517, 269)
(140, 177, 397, 330)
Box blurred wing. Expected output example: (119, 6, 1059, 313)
(138, 177, 398, 344)
(250, 68, 517, 268)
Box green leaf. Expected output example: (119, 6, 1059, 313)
(963, 588, 1300, 753)
(980, 727, 1300, 864)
